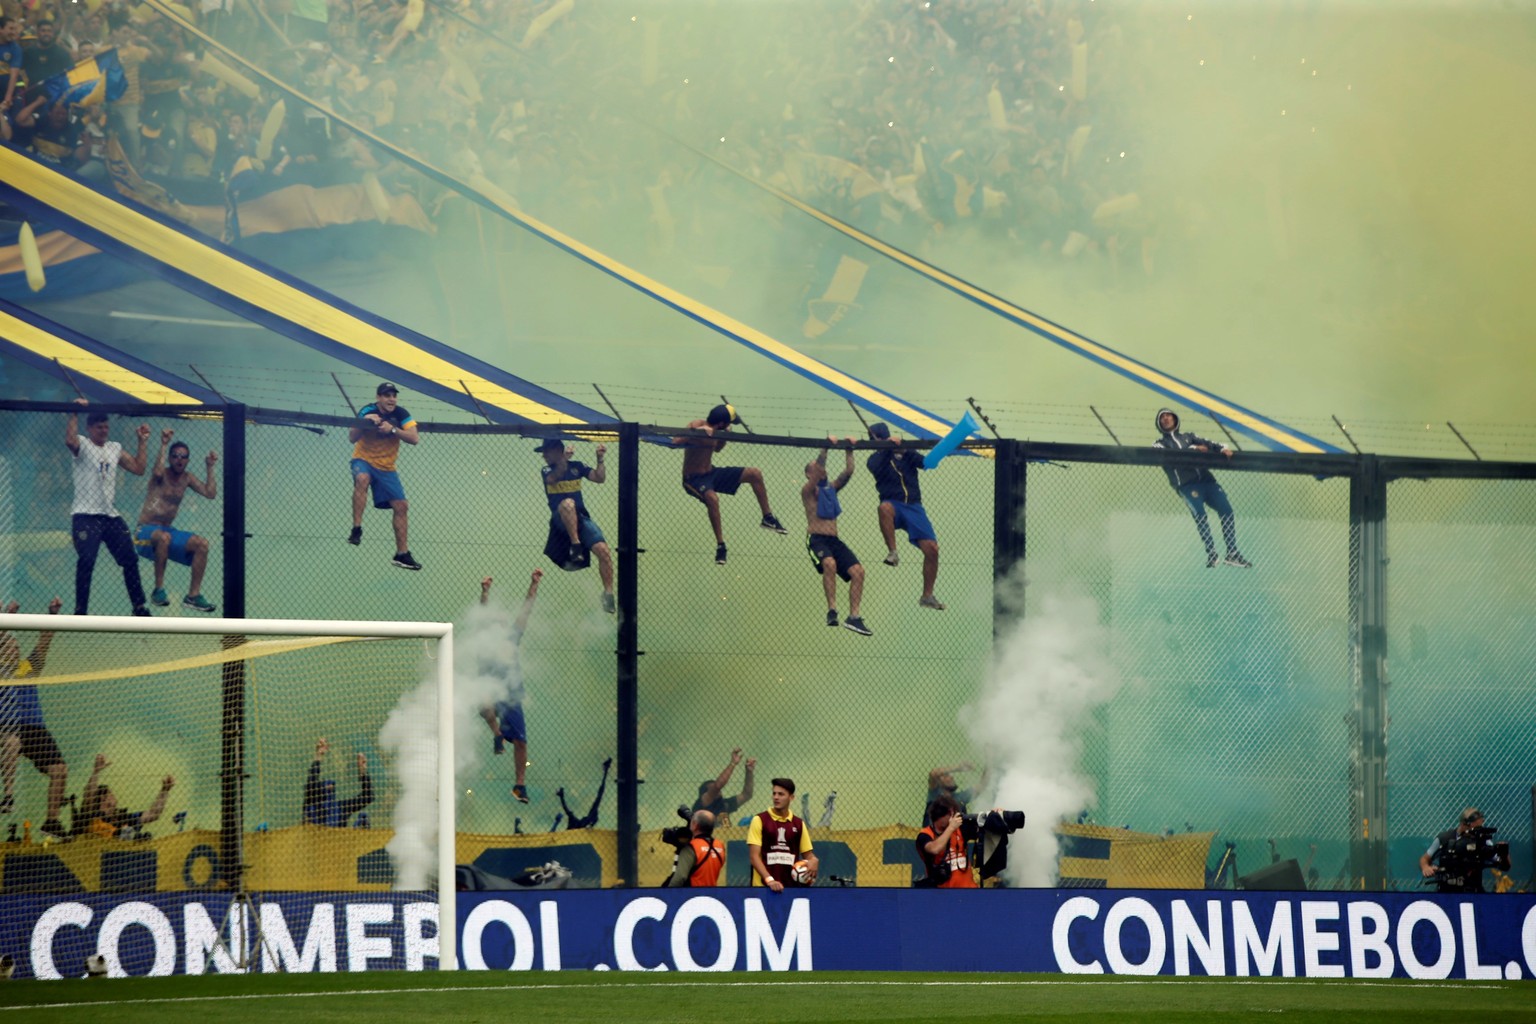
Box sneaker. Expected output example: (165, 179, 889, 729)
(842, 616, 873, 637)
(392, 551, 422, 571)
(183, 594, 216, 613)
(0, 794, 13, 814)
(512, 785, 529, 804)
(39, 818, 68, 842)
(1206, 551, 1219, 569)
(826, 609, 839, 628)
(132, 605, 152, 617)
(150, 588, 170, 607)
(715, 543, 728, 565)
(760, 514, 788, 535)
(1224, 552, 1253, 569)
(601, 592, 616, 614)
(883, 550, 899, 567)
(919, 595, 947, 611)
(568, 543, 584, 566)
(348, 526, 362, 545)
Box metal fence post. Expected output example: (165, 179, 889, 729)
(993, 439, 1026, 634)
(616, 422, 640, 887)
(1349, 454, 1389, 890)
(219, 403, 246, 888)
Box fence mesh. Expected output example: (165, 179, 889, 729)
(1, 403, 1531, 894)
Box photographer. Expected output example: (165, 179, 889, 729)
(663, 810, 725, 887)
(916, 794, 978, 888)
(1420, 807, 1510, 893)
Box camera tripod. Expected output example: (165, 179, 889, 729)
(206, 889, 279, 973)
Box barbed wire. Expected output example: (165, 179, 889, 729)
(70, 364, 1536, 458)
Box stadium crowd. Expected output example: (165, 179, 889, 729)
(0, 0, 1151, 276)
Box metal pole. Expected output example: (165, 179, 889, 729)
(992, 439, 1026, 637)
(1348, 455, 1389, 890)
(616, 422, 641, 887)
(219, 403, 247, 890)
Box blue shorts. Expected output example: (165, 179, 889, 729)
(887, 500, 937, 547)
(352, 459, 406, 508)
(543, 514, 606, 571)
(494, 700, 527, 745)
(683, 466, 744, 503)
(134, 524, 198, 566)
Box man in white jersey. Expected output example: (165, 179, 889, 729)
(65, 400, 152, 616)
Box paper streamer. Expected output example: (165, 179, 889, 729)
(256, 99, 285, 162)
(921, 411, 979, 468)
(19, 222, 45, 292)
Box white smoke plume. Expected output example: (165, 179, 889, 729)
(381, 593, 522, 890)
(962, 574, 1126, 887)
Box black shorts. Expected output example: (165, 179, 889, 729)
(683, 467, 744, 503)
(4, 724, 63, 771)
(807, 533, 859, 582)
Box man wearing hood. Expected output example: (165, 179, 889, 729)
(1152, 408, 1252, 569)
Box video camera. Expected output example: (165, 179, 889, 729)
(660, 805, 693, 849)
(1432, 824, 1512, 892)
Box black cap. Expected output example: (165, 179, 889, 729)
(707, 403, 739, 427)
(534, 437, 565, 453)
(868, 422, 891, 440)
(376, 382, 399, 395)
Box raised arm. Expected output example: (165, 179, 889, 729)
(513, 569, 543, 634)
(587, 444, 607, 484)
(699, 748, 741, 806)
(188, 451, 219, 500)
(80, 753, 109, 822)
(832, 438, 856, 491)
(139, 776, 175, 827)
(152, 428, 172, 478)
(119, 424, 151, 475)
(672, 419, 712, 447)
(65, 399, 84, 454)
(26, 597, 62, 674)
(802, 446, 829, 501)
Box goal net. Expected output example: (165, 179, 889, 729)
(0, 611, 457, 976)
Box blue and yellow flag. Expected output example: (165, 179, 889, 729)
(39, 49, 127, 109)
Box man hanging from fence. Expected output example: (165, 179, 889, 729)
(536, 438, 615, 614)
(864, 422, 944, 610)
(803, 437, 871, 636)
(65, 400, 153, 616)
(1152, 408, 1252, 569)
(674, 404, 787, 565)
(135, 429, 219, 613)
(348, 382, 421, 571)
(478, 572, 541, 804)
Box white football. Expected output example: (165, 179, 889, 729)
(791, 860, 811, 885)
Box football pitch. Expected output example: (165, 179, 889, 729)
(1, 972, 1532, 1023)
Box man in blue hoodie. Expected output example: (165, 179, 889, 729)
(1153, 408, 1252, 569)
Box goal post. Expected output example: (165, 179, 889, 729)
(0, 611, 458, 972)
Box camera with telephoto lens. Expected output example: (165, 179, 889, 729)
(962, 809, 1026, 833)
(660, 805, 693, 848)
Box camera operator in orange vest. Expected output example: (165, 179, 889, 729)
(916, 793, 979, 888)
(664, 809, 725, 887)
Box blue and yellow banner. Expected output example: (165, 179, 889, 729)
(38, 48, 127, 109)
(0, 146, 606, 426)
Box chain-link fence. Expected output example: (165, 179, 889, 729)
(1, 400, 1531, 897)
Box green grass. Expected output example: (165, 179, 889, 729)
(2, 971, 1533, 1023)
